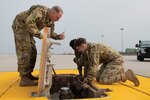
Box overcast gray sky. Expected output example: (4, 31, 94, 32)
(0, 0, 150, 55)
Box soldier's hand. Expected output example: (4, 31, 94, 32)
(81, 83, 89, 89)
(59, 32, 65, 40)
(83, 77, 89, 83)
(40, 33, 43, 39)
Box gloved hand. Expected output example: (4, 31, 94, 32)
(81, 83, 89, 89)
(83, 77, 89, 83)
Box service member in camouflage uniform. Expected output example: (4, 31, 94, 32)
(74, 38, 140, 86)
(12, 5, 65, 86)
(69, 39, 88, 76)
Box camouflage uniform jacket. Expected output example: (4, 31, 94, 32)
(12, 5, 60, 39)
(73, 49, 82, 65)
(84, 42, 122, 81)
(74, 49, 88, 65)
(75, 49, 82, 58)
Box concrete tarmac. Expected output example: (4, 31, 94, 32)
(0, 55, 150, 77)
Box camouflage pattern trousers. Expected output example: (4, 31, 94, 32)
(96, 56, 124, 84)
(12, 26, 37, 76)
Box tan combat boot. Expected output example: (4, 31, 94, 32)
(121, 69, 140, 86)
(19, 75, 38, 87)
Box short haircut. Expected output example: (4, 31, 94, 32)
(52, 6, 63, 13)
(69, 39, 76, 49)
(74, 37, 87, 47)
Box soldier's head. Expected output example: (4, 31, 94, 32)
(69, 39, 76, 50)
(49, 6, 63, 22)
(74, 38, 88, 53)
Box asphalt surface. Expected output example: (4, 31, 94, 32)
(0, 55, 150, 77)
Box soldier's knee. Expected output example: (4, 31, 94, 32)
(98, 77, 113, 85)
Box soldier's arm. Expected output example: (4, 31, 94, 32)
(49, 22, 61, 40)
(25, 9, 43, 39)
(86, 49, 99, 82)
(77, 65, 82, 76)
(74, 51, 83, 76)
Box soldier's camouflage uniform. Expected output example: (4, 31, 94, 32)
(84, 43, 124, 84)
(73, 50, 88, 76)
(12, 5, 61, 76)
